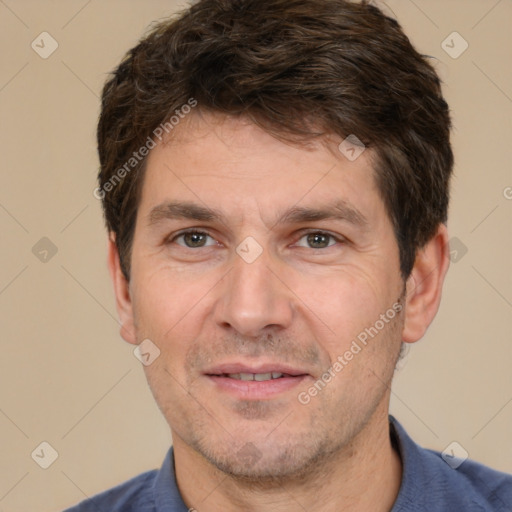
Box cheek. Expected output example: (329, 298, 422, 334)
(293, 265, 399, 345)
(131, 261, 212, 345)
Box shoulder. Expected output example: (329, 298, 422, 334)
(422, 446, 512, 511)
(62, 447, 188, 512)
(390, 416, 512, 511)
(62, 469, 158, 511)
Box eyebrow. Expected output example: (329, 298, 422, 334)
(147, 200, 368, 229)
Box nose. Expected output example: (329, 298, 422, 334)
(214, 247, 294, 338)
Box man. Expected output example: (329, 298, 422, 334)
(67, 0, 512, 510)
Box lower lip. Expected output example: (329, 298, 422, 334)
(206, 375, 309, 399)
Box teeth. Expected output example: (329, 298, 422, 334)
(254, 372, 272, 381)
(226, 372, 285, 381)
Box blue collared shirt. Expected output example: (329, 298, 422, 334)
(63, 416, 512, 511)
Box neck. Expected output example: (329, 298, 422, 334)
(173, 408, 402, 512)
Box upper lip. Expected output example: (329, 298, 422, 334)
(204, 362, 310, 376)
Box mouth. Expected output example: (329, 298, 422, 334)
(214, 371, 298, 381)
(204, 364, 311, 399)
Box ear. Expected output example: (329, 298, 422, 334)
(402, 224, 450, 343)
(107, 233, 137, 345)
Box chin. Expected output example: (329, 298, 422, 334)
(194, 433, 336, 485)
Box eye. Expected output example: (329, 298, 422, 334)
(168, 230, 344, 250)
(295, 231, 342, 249)
(172, 230, 217, 248)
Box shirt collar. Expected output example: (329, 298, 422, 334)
(152, 445, 188, 511)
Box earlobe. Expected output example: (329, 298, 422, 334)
(107, 234, 137, 345)
(402, 224, 450, 343)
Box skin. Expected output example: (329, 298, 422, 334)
(108, 112, 450, 511)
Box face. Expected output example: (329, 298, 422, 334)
(121, 113, 407, 480)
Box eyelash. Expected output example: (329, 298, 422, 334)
(168, 229, 346, 250)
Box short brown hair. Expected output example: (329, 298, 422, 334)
(97, 0, 453, 280)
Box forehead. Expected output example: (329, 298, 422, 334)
(139, 111, 384, 226)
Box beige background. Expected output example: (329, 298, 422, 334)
(0, 0, 511, 510)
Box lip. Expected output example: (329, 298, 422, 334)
(204, 362, 311, 400)
(204, 362, 310, 377)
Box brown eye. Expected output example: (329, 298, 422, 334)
(173, 231, 215, 248)
(296, 232, 339, 249)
